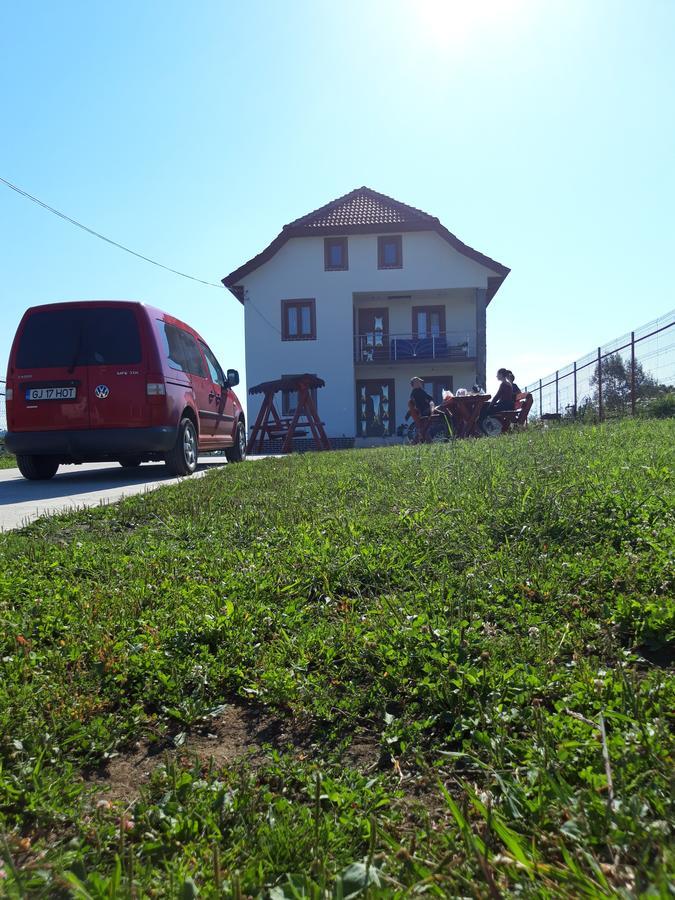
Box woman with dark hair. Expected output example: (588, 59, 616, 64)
(479, 368, 516, 433)
(489, 368, 516, 413)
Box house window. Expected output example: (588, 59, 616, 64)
(281, 299, 316, 341)
(281, 373, 318, 417)
(324, 237, 348, 271)
(378, 235, 402, 269)
(420, 376, 453, 405)
(413, 306, 446, 339)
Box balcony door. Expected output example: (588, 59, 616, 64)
(413, 305, 445, 340)
(356, 379, 395, 437)
(357, 308, 389, 362)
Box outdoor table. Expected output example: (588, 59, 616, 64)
(444, 394, 491, 438)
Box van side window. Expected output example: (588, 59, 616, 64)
(159, 322, 206, 378)
(199, 341, 226, 387)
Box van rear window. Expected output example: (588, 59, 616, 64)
(16, 308, 142, 369)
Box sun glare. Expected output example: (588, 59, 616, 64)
(414, 0, 525, 50)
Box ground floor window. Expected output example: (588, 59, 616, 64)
(420, 376, 453, 404)
(356, 380, 395, 437)
(281, 374, 317, 417)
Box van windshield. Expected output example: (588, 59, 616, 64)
(16, 308, 142, 369)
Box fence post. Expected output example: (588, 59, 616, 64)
(597, 347, 603, 421)
(555, 370, 559, 416)
(630, 331, 636, 416)
(539, 379, 542, 418)
(573, 361, 577, 418)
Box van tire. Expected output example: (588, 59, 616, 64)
(165, 418, 198, 476)
(17, 455, 60, 481)
(225, 422, 246, 463)
(118, 456, 143, 469)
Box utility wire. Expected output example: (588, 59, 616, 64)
(0, 175, 223, 288)
(0, 174, 283, 335)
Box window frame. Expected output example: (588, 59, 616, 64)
(412, 305, 446, 340)
(281, 299, 317, 341)
(377, 235, 403, 269)
(324, 237, 348, 271)
(420, 375, 454, 405)
(281, 373, 318, 417)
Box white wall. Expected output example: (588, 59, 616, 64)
(240, 230, 495, 437)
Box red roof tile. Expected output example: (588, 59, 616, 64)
(286, 187, 436, 229)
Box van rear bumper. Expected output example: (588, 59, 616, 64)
(4, 427, 176, 459)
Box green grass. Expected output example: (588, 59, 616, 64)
(1, 419, 673, 897)
(0, 453, 16, 469)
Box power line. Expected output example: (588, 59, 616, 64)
(0, 175, 223, 288)
(0, 174, 283, 336)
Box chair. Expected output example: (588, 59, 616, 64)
(492, 392, 533, 433)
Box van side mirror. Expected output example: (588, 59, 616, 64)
(226, 369, 240, 387)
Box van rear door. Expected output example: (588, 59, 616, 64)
(86, 306, 147, 429)
(13, 306, 91, 432)
(11, 304, 147, 433)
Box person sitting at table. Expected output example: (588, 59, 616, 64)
(480, 368, 516, 424)
(506, 370, 521, 396)
(405, 376, 435, 442)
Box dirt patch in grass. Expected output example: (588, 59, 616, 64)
(88, 709, 388, 806)
(87, 704, 313, 804)
(340, 729, 382, 771)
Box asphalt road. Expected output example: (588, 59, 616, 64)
(0, 458, 254, 532)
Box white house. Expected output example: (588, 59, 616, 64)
(222, 187, 509, 445)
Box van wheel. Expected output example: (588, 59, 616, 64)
(16, 455, 60, 481)
(165, 418, 198, 476)
(225, 422, 247, 463)
(118, 456, 143, 469)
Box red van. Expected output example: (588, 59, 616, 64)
(4, 301, 246, 480)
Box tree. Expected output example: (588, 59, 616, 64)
(590, 353, 663, 414)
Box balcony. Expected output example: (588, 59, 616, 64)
(354, 331, 476, 364)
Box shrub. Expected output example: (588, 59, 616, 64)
(639, 391, 675, 419)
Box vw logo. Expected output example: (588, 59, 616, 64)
(95, 384, 110, 399)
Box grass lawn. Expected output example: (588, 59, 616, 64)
(0, 454, 16, 469)
(0, 420, 673, 897)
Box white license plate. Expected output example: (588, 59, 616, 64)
(25, 386, 77, 401)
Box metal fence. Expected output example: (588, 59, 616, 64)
(525, 309, 675, 420)
(0, 379, 6, 435)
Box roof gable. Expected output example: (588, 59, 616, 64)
(286, 186, 435, 229)
(223, 187, 510, 303)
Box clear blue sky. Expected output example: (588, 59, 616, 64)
(2, 0, 674, 394)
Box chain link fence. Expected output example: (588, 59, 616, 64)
(525, 309, 675, 421)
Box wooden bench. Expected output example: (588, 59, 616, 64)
(493, 392, 533, 433)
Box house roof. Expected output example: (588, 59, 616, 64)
(222, 186, 510, 304)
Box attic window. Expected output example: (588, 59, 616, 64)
(378, 235, 402, 269)
(324, 237, 348, 271)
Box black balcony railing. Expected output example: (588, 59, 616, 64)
(354, 332, 475, 364)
